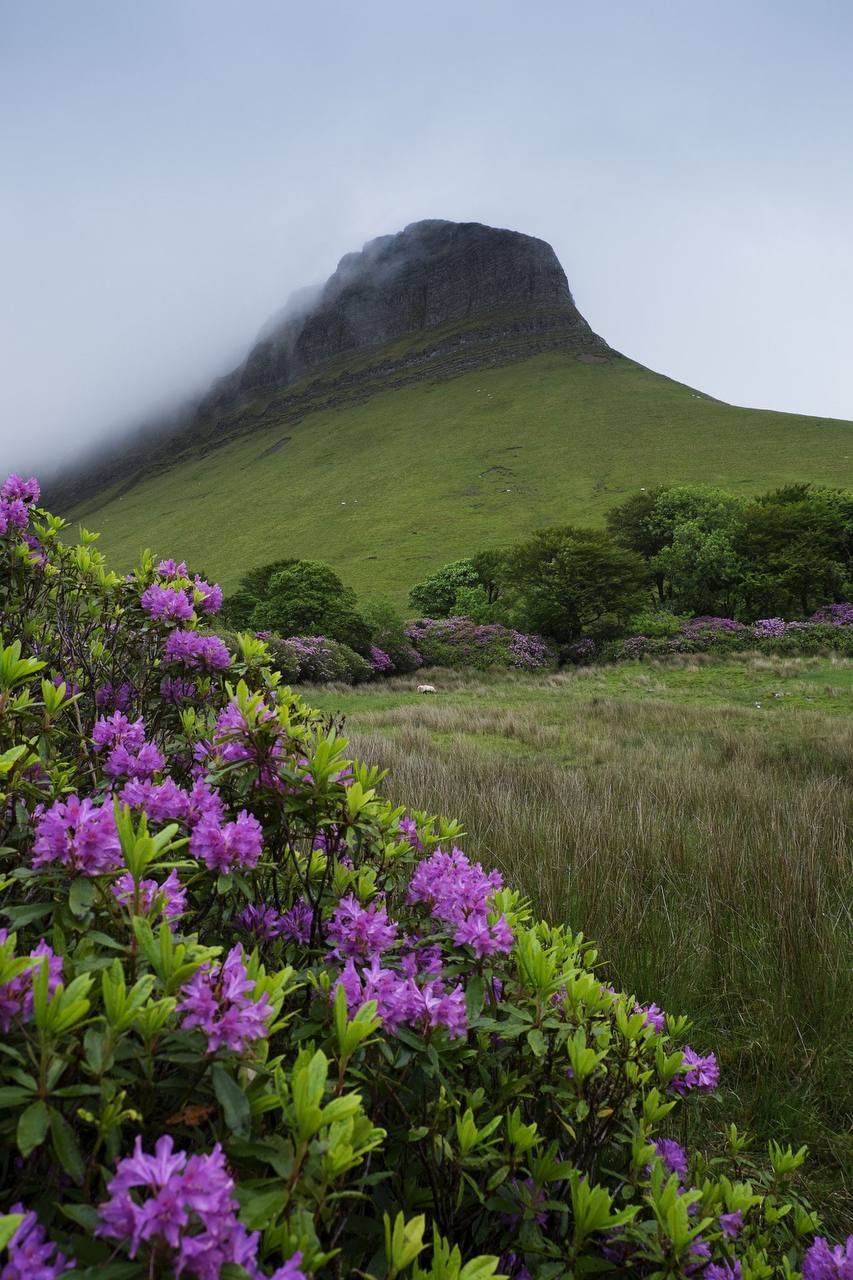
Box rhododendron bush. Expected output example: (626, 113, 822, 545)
(0, 476, 848, 1279)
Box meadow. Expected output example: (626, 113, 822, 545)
(307, 653, 853, 1228)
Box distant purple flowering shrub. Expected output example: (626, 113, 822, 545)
(406, 617, 554, 671)
(0, 471, 842, 1277)
(752, 617, 787, 637)
(369, 644, 393, 673)
(810, 602, 853, 627)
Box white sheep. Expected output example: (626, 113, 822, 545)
(416, 684, 437, 694)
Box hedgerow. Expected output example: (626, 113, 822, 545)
(0, 474, 849, 1278)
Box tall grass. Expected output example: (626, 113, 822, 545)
(311, 662, 853, 1225)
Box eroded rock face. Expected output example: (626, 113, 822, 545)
(234, 219, 609, 396)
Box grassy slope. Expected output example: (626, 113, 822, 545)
(306, 656, 853, 1226)
(69, 352, 853, 604)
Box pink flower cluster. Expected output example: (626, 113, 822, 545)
(96, 1135, 304, 1279)
(408, 847, 513, 959)
(177, 945, 271, 1054)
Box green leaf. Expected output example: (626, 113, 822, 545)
(17, 1099, 49, 1156)
(69, 877, 95, 918)
(50, 1107, 85, 1182)
(465, 975, 485, 1022)
(526, 1028, 546, 1058)
(0, 1213, 25, 1251)
(212, 1064, 250, 1137)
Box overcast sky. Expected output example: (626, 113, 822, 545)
(3, 0, 853, 474)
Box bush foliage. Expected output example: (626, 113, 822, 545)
(0, 475, 848, 1278)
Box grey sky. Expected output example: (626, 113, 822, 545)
(3, 0, 853, 474)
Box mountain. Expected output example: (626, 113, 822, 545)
(54, 220, 853, 604)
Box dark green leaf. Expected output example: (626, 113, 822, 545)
(50, 1107, 85, 1182)
(17, 1099, 49, 1156)
(212, 1064, 250, 1137)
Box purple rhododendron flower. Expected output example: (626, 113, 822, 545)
(112, 869, 186, 926)
(190, 810, 263, 872)
(653, 1138, 689, 1180)
(671, 1046, 720, 1093)
(160, 674, 198, 703)
(269, 1256, 307, 1280)
(177, 945, 271, 1054)
(95, 681, 135, 711)
(119, 777, 190, 824)
(326, 894, 397, 961)
(635, 1002, 666, 1033)
(156, 558, 188, 579)
(497, 1253, 532, 1280)
(96, 1135, 277, 1278)
(397, 814, 423, 852)
(0, 932, 63, 1031)
(104, 738, 165, 781)
(705, 1264, 743, 1280)
(140, 583, 194, 622)
(193, 576, 223, 614)
(1, 474, 40, 504)
(92, 711, 146, 753)
(802, 1236, 853, 1280)
(719, 1210, 744, 1239)
(2, 1202, 74, 1278)
(32, 795, 122, 875)
(453, 912, 513, 958)
(407, 846, 512, 957)
(235, 904, 285, 941)
(278, 898, 312, 944)
(164, 629, 230, 671)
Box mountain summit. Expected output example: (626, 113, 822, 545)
(230, 219, 610, 399)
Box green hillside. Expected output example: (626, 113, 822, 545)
(68, 352, 853, 605)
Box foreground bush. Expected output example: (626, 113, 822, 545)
(0, 475, 848, 1278)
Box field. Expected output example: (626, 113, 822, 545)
(68, 351, 853, 605)
(306, 654, 853, 1227)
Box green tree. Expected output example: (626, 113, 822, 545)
(222, 558, 299, 627)
(501, 526, 648, 641)
(734, 484, 853, 616)
(249, 560, 370, 652)
(408, 560, 481, 617)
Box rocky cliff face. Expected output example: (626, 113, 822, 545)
(229, 220, 608, 400)
(51, 220, 613, 508)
